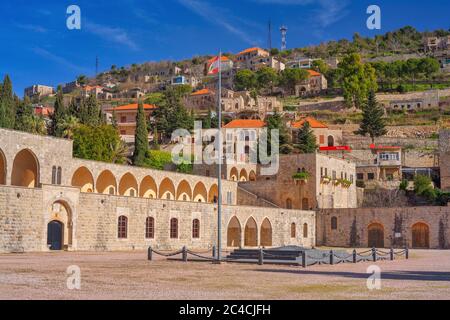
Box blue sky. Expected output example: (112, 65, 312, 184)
(0, 0, 449, 96)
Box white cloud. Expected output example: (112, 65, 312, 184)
(84, 21, 139, 51)
(15, 23, 48, 33)
(178, 0, 261, 46)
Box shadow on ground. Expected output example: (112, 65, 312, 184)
(251, 269, 450, 282)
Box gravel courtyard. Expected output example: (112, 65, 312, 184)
(0, 249, 449, 300)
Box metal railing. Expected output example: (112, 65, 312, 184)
(147, 246, 409, 267)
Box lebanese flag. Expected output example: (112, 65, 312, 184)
(207, 56, 230, 75)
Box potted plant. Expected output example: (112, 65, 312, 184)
(321, 175, 331, 184)
(292, 171, 309, 184)
(339, 178, 352, 188)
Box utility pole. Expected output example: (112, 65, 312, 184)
(280, 25, 288, 51)
(268, 20, 272, 51)
(95, 56, 99, 76)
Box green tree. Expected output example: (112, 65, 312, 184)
(57, 115, 80, 139)
(338, 53, 378, 108)
(23, 114, 47, 135)
(311, 59, 330, 75)
(296, 121, 318, 154)
(15, 95, 33, 130)
(133, 100, 149, 166)
(0, 75, 16, 128)
(143, 150, 173, 170)
(279, 68, 309, 94)
(52, 85, 66, 136)
(73, 125, 126, 163)
(256, 66, 279, 92)
(355, 90, 387, 143)
(266, 112, 291, 154)
(234, 69, 257, 91)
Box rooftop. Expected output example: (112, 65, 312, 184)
(291, 117, 328, 129)
(223, 119, 266, 129)
(236, 47, 267, 56)
(107, 103, 157, 112)
(191, 88, 213, 96)
(306, 69, 322, 77)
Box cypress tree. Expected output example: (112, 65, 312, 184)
(111, 107, 118, 129)
(204, 109, 212, 129)
(296, 121, 318, 154)
(15, 95, 33, 130)
(52, 85, 66, 136)
(133, 100, 149, 166)
(86, 94, 101, 126)
(0, 75, 16, 129)
(355, 90, 387, 143)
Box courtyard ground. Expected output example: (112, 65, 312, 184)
(0, 249, 449, 300)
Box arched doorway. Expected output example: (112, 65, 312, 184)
(96, 170, 117, 195)
(368, 223, 384, 248)
(159, 178, 175, 200)
(193, 182, 207, 202)
(208, 184, 218, 203)
(239, 169, 248, 181)
(0, 148, 6, 185)
(118, 172, 138, 197)
(71, 166, 94, 192)
(229, 167, 238, 181)
(176, 180, 192, 201)
(412, 222, 430, 248)
(244, 217, 258, 247)
(47, 220, 63, 250)
(11, 149, 39, 187)
(140, 176, 157, 198)
(327, 136, 335, 147)
(249, 170, 256, 181)
(260, 218, 272, 247)
(286, 198, 293, 209)
(227, 216, 241, 247)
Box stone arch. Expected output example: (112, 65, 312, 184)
(327, 135, 335, 147)
(244, 217, 258, 247)
(159, 178, 175, 200)
(193, 182, 207, 202)
(239, 168, 248, 181)
(11, 149, 40, 188)
(230, 167, 238, 181)
(260, 218, 272, 247)
(368, 223, 385, 248)
(47, 200, 73, 250)
(118, 172, 138, 197)
(96, 170, 117, 195)
(227, 216, 241, 247)
(71, 166, 94, 192)
(176, 180, 192, 201)
(249, 170, 256, 181)
(140, 176, 157, 198)
(208, 184, 218, 203)
(412, 222, 430, 248)
(0, 148, 6, 185)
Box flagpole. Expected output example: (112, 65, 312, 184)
(217, 51, 223, 263)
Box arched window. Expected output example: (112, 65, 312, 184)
(331, 217, 338, 230)
(303, 223, 308, 238)
(118, 216, 128, 239)
(57, 167, 62, 185)
(291, 223, 296, 238)
(170, 218, 178, 239)
(145, 217, 154, 239)
(52, 166, 57, 184)
(192, 219, 200, 239)
(286, 198, 292, 209)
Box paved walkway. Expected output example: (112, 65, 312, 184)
(0, 249, 449, 299)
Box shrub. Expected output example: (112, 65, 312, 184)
(142, 150, 173, 170)
(292, 171, 309, 180)
(414, 174, 436, 200)
(399, 179, 408, 191)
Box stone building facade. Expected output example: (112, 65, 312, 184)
(317, 206, 450, 249)
(440, 130, 450, 191)
(239, 154, 357, 210)
(0, 129, 315, 253)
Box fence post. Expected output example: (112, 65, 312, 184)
(258, 248, 264, 265)
(182, 246, 188, 262)
(329, 250, 334, 265)
(147, 246, 152, 261)
(212, 245, 216, 259)
(390, 247, 394, 261)
(302, 250, 307, 268)
(372, 247, 377, 262)
(352, 249, 357, 263)
(405, 245, 409, 260)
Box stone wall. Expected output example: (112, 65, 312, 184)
(0, 185, 316, 253)
(316, 206, 450, 249)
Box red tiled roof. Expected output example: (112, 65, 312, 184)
(291, 117, 328, 129)
(191, 88, 213, 96)
(306, 69, 321, 77)
(223, 119, 266, 129)
(109, 103, 157, 111)
(236, 47, 268, 56)
(207, 56, 230, 64)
